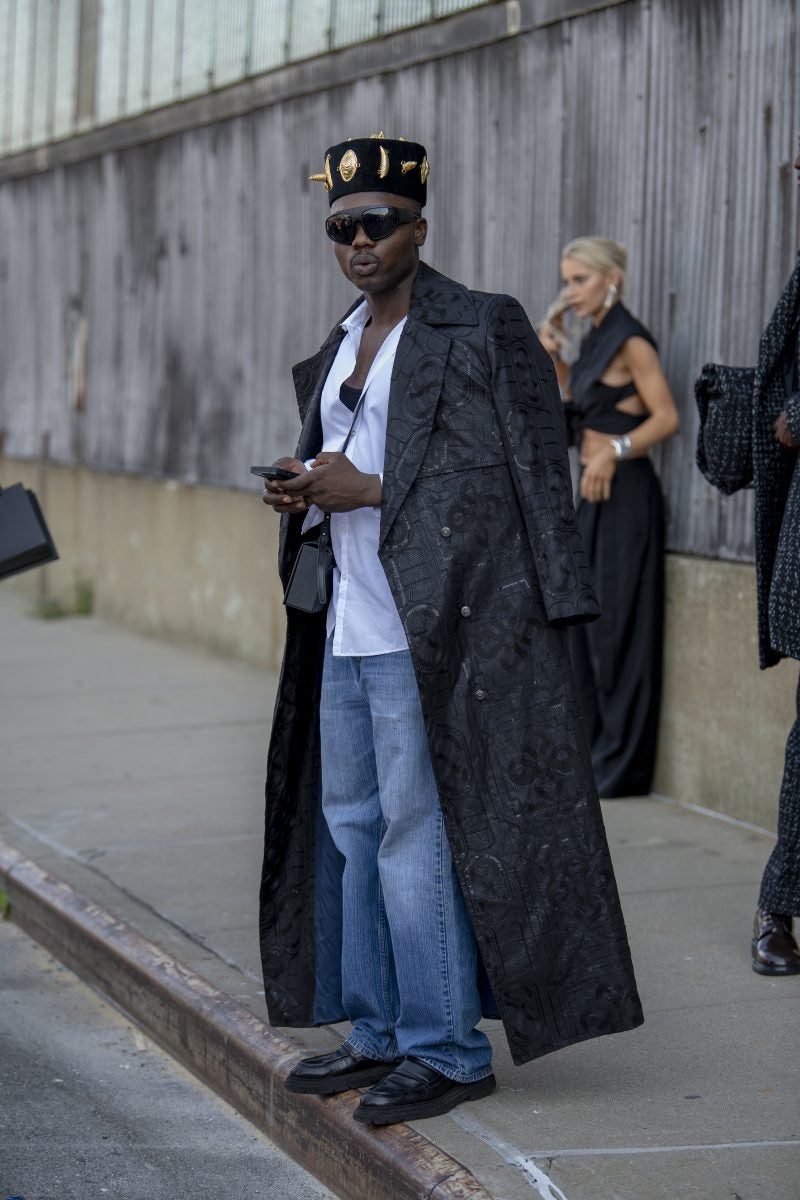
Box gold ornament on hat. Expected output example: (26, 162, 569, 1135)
(338, 149, 359, 182)
(378, 145, 389, 178)
(370, 131, 386, 139)
(308, 153, 333, 191)
(400, 160, 418, 174)
(420, 156, 430, 183)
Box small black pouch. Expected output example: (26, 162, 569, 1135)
(283, 514, 334, 614)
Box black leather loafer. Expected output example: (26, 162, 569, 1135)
(285, 1044, 401, 1095)
(353, 1057, 496, 1124)
(752, 909, 800, 975)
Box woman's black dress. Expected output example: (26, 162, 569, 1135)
(566, 303, 664, 798)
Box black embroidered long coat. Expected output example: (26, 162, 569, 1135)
(259, 262, 644, 1066)
(752, 253, 800, 668)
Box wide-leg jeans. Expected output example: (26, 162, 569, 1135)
(319, 639, 493, 1083)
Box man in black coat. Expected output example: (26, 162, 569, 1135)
(259, 134, 642, 1125)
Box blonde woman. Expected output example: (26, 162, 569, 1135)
(540, 237, 679, 798)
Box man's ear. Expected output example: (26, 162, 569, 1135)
(414, 217, 428, 247)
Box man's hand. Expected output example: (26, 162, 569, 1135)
(261, 458, 309, 514)
(280, 452, 381, 512)
(774, 411, 799, 450)
(579, 441, 617, 504)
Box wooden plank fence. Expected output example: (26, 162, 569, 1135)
(0, 0, 798, 560)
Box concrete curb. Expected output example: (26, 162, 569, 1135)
(0, 838, 491, 1200)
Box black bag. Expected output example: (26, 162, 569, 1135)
(0, 482, 59, 580)
(283, 514, 334, 614)
(694, 362, 756, 495)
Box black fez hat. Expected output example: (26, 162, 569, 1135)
(310, 133, 429, 207)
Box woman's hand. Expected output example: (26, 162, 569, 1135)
(261, 457, 309, 514)
(579, 438, 617, 503)
(538, 320, 563, 358)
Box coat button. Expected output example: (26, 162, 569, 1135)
(440, 526, 451, 537)
(460, 606, 471, 617)
(475, 689, 487, 701)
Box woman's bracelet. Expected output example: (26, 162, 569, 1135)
(609, 435, 632, 459)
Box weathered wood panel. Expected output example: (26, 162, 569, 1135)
(0, 0, 798, 561)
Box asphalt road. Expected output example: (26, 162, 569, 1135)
(0, 919, 334, 1200)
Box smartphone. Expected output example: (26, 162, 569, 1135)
(250, 465, 300, 481)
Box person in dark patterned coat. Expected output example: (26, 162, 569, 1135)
(696, 144, 800, 976)
(258, 135, 643, 1125)
(750, 238, 800, 975)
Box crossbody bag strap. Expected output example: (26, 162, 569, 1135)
(339, 386, 367, 454)
(319, 384, 367, 520)
(315, 385, 367, 603)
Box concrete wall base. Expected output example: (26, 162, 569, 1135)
(4, 458, 796, 829)
(2, 457, 286, 672)
(654, 553, 796, 831)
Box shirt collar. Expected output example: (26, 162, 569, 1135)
(340, 299, 370, 336)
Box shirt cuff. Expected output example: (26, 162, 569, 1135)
(785, 393, 800, 442)
(301, 504, 324, 535)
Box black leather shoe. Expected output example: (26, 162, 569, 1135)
(285, 1044, 401, 1095)
(752, 909, 800, 975)
(353, 1057, 496, 1124)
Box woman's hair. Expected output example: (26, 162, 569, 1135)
(560, 236, 628, 297)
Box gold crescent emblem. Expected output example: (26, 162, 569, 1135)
(378, 146, 389, 178)
(400, 160, 418, 174)
(420, 156, 430, 184)
(339, 149, 359, 182)
(309, 153, 334, 191)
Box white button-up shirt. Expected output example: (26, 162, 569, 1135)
(302, 300, 408, 656)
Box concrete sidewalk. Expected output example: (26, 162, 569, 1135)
(1, 587, 798, 1200)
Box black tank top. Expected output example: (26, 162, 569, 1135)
(567, 303, 658, 436)
(339, 381, 362, 412)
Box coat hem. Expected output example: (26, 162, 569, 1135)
(506, 1009, 645, 1068)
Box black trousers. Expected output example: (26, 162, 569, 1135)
(759, 670, 800, 915)
(569, 458, 664, 798)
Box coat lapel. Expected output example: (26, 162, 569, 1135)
(379, 264, 478, 548)
(379, 318, 450, 548)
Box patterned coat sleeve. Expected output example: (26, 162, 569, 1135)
(485, 293, 600, 625)
(786, 392, 800, 443)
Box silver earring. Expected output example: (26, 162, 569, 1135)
(603, 283, 619, 309)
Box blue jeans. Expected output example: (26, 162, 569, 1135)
(319, 640, 493, 1083)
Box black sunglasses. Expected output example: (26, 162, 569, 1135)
(325, 205, 420, 245)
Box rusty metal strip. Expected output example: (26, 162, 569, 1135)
(0, 837, 491, 1200)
